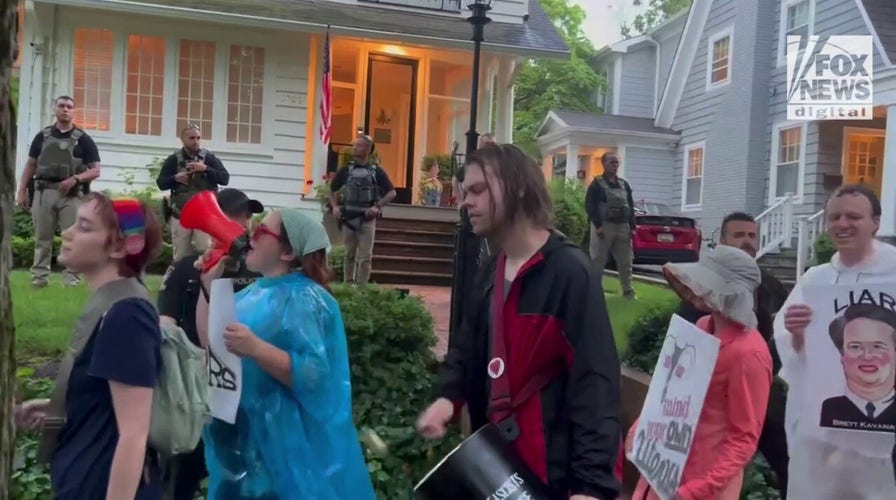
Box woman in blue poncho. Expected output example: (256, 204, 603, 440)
(195, 208, 375, 500)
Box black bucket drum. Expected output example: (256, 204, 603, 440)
(414, 423, 550, 500)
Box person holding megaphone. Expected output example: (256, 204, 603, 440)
(192, 208, 375, 500)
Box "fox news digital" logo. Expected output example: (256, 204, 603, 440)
(786, 35, 873, 120)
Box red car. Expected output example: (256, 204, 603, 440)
(630, 201, 701, 265)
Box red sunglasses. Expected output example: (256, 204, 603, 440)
(251, 224, 281, 241)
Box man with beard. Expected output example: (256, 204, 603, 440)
(156, 123, 231, 260)
(16, 95, 102, 288)
(417, 143, 621, 500)
(676, 211, 790, 496)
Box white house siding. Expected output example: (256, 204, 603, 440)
(617, 47, 656, 119)
(622, 145, 676, 206)
(671, 0, 779, 236)
(16, 5, 311, 209)
(767, 0, 891, 216)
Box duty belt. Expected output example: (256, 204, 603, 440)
(34, 179, 64, 190)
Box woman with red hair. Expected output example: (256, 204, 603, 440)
(16, 194, 164, 499)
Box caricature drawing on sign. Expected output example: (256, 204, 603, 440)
(661, 337, 697, 400)
(818, 303, 896, 433)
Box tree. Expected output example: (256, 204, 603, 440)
(621, 0, 692, 38)
(512, 0, 603, 158)
(0, 0, 16, 497)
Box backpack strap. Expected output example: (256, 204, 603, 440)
(41, 126, 52, 140)
(36, 278, 151, 463)
(70, 128, 84, 141)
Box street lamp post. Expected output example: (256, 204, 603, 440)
(449, 0, 492, 336)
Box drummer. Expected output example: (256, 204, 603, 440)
(417, 143, 622, 500)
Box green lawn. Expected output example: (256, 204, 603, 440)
(602, 276, 677, 354)
(11, 270, 675, 363)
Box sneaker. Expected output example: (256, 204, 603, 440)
(64, 280, 81, 288)
(31, 280, 48, 289)
(623, 292, 637, 301)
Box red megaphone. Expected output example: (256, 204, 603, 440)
(179, 191, 250, 273)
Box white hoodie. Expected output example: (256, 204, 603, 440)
(774, 240, 896, 499)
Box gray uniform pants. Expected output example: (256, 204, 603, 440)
(344, 218, 376, 285)
(31, 188, 82, 285)
(589, 222, 634, 296)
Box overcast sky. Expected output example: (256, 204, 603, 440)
(570, 0, 650, 49)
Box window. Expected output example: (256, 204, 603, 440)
(125, 35, 166, 136)
(778, 0, 814, 66)
(72, 28, 114, 132)
(226, 45, 265, 144)
(706, 28, 732, 89)
(425, 60, 471, 159)
(177, 40, 216, 139)
(682, 143, 704, 210)
(770, 123, 805, 202)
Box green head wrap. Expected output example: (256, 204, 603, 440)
(279, 209, 331, 257)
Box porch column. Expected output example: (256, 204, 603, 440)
(565, 143, 579, 178)
(494, 81, 514, 144)
(879, 104, 896, 237)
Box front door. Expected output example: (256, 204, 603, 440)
(843, 128, 886, 197)
(365, 54, 418, 205)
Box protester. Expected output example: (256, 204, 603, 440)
(628, 245, 772, 499)
(17, 194, 163, 499)
(675, 211, 790, 496)
(155, 188, 263, 499)
(774, 184, 896, 499)
(194, 209, 374, 499)
(417, 143, 622, 500)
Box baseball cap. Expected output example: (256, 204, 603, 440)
(217, 188, 264, 218)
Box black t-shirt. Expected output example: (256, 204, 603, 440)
(50, 298, 162, 500)
(28, 126, 102, 166)
(157, 255, 261, 346)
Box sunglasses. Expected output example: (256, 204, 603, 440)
(251, 224, 281, 241)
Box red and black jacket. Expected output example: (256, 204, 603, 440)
(437, 232, 622, 500)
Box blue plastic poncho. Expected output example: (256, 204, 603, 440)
(203, 272, 375, 500)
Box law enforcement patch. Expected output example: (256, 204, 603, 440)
(159, 264, 175, 291)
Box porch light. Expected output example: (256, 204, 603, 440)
(449, 0, 493, 337)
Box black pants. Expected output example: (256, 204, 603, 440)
(165, 440, 207, 500)
(757, 387, 789, 499)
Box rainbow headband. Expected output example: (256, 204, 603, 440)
(111, 198, 146, 254)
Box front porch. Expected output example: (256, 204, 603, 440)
(535, 110, 680, 204)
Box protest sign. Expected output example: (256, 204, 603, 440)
(207, 278, 243, 423)
(629, 315, 720, 500)
(802, 285, 896, 437)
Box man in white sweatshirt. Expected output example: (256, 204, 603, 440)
(775, 184, 896, 499)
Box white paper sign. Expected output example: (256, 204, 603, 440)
(207, 278, 242, 424)
(802, 285, 896, 440)
(629, 315, 721, 500)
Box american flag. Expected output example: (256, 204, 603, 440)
(319, 29, 333, 145)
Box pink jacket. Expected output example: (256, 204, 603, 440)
(629, 316, 772, 500)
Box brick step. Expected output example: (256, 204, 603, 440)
(371, 270, 453, 286)
(377, 217, 458, 234)
(373, 255, 454, 275)
(375, 227, 455, 245)
(375, 239, 455, 260)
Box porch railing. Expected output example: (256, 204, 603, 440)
(795, 209, 826, 278)
(755, 193, 795, 258)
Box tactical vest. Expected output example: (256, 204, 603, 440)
(170, 148, 215, 216)
(344, 164, 378, 212)
(597, 176, 631, 223)
(35, 127, 86, 181)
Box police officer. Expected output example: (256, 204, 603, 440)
(328, 135, 396, 285)
(16, 95, 101, 288)
(156, 188, 263, 500)
(156, 123, 230, 260)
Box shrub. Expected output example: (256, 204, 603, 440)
(622, 303, 678, 374)
(333, 284, 463, 498)
(549, 178, 588, 248)
(12, 368, 54, 500)
(328, 245, 346, 282)
(814, 232, 834, 265)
